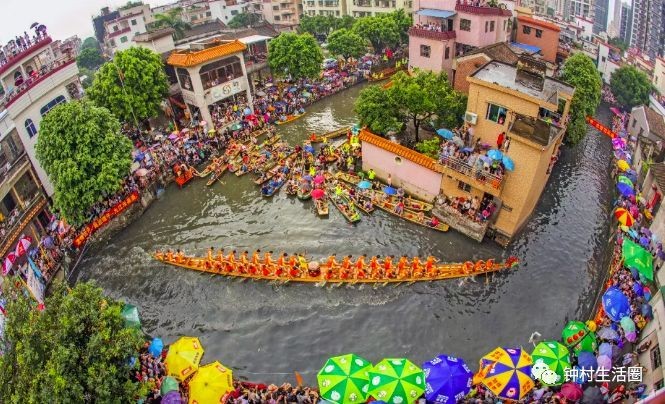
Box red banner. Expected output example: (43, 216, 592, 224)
(72, 191, 140, 248)
(586, 116, 617, 138)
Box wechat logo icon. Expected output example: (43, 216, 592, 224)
(532, 359, 560, 385)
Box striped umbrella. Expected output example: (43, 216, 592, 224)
(479, 347, 534, 401)
(531, 341, 570, 385)
(614, 208, 635, 227)
(2, 252, 17, 275)
(14, 235, 33, 257)
(368, 358, 425, 403)
(618, 176, 634, 188)
(317, 354, 371, 403)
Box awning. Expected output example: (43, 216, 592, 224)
(510, 42, 541, 54)
(238, 35, 272, 45)
(416, 9, 456, 18)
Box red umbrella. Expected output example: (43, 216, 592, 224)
(311, 189, 325, 199)
(560, 382, 583, 401)
(3, 252, 17, 275)
(15, 235, 33, 257)
(313, 175, 325, 184)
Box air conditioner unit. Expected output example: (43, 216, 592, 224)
(464, 111, 478, 125)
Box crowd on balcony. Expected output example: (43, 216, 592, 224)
(1, 56, 76, 108)
(412, 22, 447, 32)
(437, 193, 498, 223)
(0, 25, 49, 67)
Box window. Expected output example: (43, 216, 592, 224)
(206, 11, 212, 17)
(457, 181, 471, 192)
(656, 379, 665, 391)
(420, 44, 431, 58)
(40, 95, 66, 117)
(120, 36, 128, 43)
(445, 47, 450, 59)
(601, 56, 606, 62)
(485, 21, 489, 32)
(652, 345, 662, 370)
(535, 29, 543, 38)
(490, 21, 495, 32)
(632, 118, 637, 128)
(523, 25, 532, 34)
(486, 103, 508, 124)
(24, 119, 37, 138)
(113, 25, 119, 32)
(131, 19, 137, 26)
(231, 9, 239, 15)
(460, 19, 471, 31)
(199, 57, 244, 90)
(503, 20, 507, 31)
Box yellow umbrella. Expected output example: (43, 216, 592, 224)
(188, 361, 234, 404)
(165, 337, 205, 381)
(479, 347, 534, 401)
(617, 160, 630, 171)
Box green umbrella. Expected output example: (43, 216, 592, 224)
(231, 123, 243, 131)
(160, 376, 180, 396)
(561, 321, 596, 354)
(622, 239, 654, 281)
(121, 304, 141, 329)
(368, 358, 425, 403)
(618, 176, 634, 187)
(317, 354, 371, 403)
(531, 341, 571, 385)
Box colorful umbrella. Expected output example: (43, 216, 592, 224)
(560, 382, 583, 401)
(368, 358, 426, 403)
(530, 341, 570, 385)
(620, 316, 636, 333)
(149, 337, 164, 357)
(161, 391, 183, 404)
(312, 189, 326, 200)
(383, 186, 397, 196)
(502, 155, 515, 171)
(14, 235, 32, 257)
(135, 168, 149, 177)
(602, 287, 631, 321)
(617, 182, 635, 197)
(614, 208, 635, 227)
(2, 252, 17, 275)
(596, 326, 620, 341)
(436, 129, 454, 139)
(121, 304, 141, 329)
(479, 347, 534, 401)
(358, 180, 372, 189)
(561, 321, 597, 354)
(422, 355, 473, 403)
(617, 160, 630, 171)
(612, 137, 626, 149)
(622, 239, 654, 281)
(160, 376, 180, 396)
(576, 352, 597, 370)
(314, 175, 326, 184)
(317, 353, 371, 403)
(165, 336, 204, 381)
(618, 176, 634, 187)
(231, 123, 243, 131)
(188, 361, 233, 403)
(487, 149, 503, 160)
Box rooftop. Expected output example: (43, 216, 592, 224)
(167, 39, 246, 67)
(464, 42, 520, 65)
(471, 60, 574, 103)
(358, 129, 438, 171)
(645, 107, 665, 139)
(134, 27, 175, 42)
(517, 15, 561, 32)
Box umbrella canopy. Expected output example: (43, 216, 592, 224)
(161, 391, 183, 404)
(317, 353, 371, 404)
(135, 168, 149, 177)
(165, 336, 204, 381)
(231, 123, 243, 131)
(618, 176, 634, 187)
(436, 129, 454, 139)
(161, 376, 180, 396)
(602, 287, 631, 321)
(121, 304, 141, 329)
(530, 341, 570, 385)
(304, 145, 315, 153)
(617, 182, 635, 197)
(612, 137, 627, 149)
(383, 186, 397, 196)
(14, 235, 32, 257)
(561, 321, 597, 354)
(560, 382, 583, 401)
(451, 136, 464, 147)
(487, 149, 503, 160)
(3, 252, 17, 275)
(312, 189, 326, 200)
(244, 107, 252, 115)
(314, 175, 326, 184)
(479, 347, 534, 401)
(131, 161, 141, 172)
(168, 133, 179, 140)
(199, 120, 207, 126)
(149, 337, 164, 357)
(368, 358, 426, 403)
(596, 354, 612, 370)
(502, 155, 515, 171)
(622, 239, 654, 281)
(358, 180, 372, 189)
(614, 208, 635, 227)
(620, 316, 636, 333)
(577, 351, 597, 370)
(582, 386, 604, 404)
(617, 160, 630, 171)
(596, 326, 620, 341)
(189, 361, 233, 403)
(422, 355, 473, 403)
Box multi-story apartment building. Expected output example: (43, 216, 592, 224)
(93, 7, 121, 44)
(631, 0, 665, 58)
(619, 0, 633, 44)
(569, 0, 595, 18)
(594, 0, 609, 33)
(347, 0, 413, 18)
(103, 3, 154, 56)
(515, 15, 561, 63)
(259, 0, 302, 29)
(209, 0, 247, 24)
(302, 0, 348, 17)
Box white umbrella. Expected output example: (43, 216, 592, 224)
(15, 235, 32, 257)
(135, 168, 149, 177)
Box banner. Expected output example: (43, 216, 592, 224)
(72, 191, 140, 248)
(586, 116, 617, 138)
(25, 259, 45, 304)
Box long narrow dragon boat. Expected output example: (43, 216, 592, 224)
(153, 253, 519, 283)
(310, 127, 350, 143)
(335, 172, 433, 212)
(276, 112, 306, 125)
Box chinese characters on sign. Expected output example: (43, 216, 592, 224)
(586, 116, 617, 139)
(72, 191, 140, 248)
(210, 79, 243, 102)
(564, 366, 643, 383)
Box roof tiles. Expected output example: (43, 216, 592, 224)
(167, 40, 246, 67)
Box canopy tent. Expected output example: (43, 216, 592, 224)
(416, 9, 456, 18)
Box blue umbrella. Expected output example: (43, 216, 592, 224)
(302, 175, 313, 181)
(577, 351, 597, 370)
(487, 149, 503, 160)
(383, 186, 397, 195)
(358, 180, 372, 189)
(502, 155, 515, 171)
(642, 303, 654, 320)
(289, 87, 298, 93)
(244, 107, 252, 116)
(639, 236, 650, 247)
(149, 337, 164, 357)
(633, 282, 644, 296)
(436, 128, 454, 139)
(461, 147, 474, 153)
(602, 286, 631, 322)
(617, 182, 635, 197)
(304, 145, 315, 153)
(134, 152, 145, 162)
(422, 355, 473, 403)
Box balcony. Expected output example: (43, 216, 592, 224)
(244, 52, 268, 74)
(432, 204, 489, 242)
(354, 0, 372, 7)
(455, 2, 512, 16)
(0, 192, 47, 257)
(509, 113, 564, 147)
(0, 152, 29, 189)
(107, 26, 132, 39)
(438, 155, 504, 196)
(318, 1, 339, 6)
(0, 35, 53, 77)
(408, 27, 457, 41)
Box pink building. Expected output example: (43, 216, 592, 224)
(409, 0, 512, 78)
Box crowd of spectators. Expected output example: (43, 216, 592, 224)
(223, 381, 320, 404)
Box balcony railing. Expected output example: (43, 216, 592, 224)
(108, 26, 132, 39)
(354, 1, 372, 6)
(455, 2, 512, 16)
(408, 27, 457, 41)
(509, 113, 564, 146)
(0, 35, 53, 77)
(439, 155, 504, 191)
(432, 204, 489, 242)
(0, 193, 47, 257)
(1, 58, 76, 110)
(0, 152, 28, 187)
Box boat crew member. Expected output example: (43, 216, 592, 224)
(369, 255, 381, 278)
(263, 251, 274, 267)
(288, 254, 298, 272)
(155, 249, 164, 260)
(354, 255, 367, 279)
(411, 257, 423, 278)
(166, 249, 174, 261)
(425, 256, 438, 277)
(340, 255, 352, 279)
(335, 184, 343, 197)
(276, 253, 288, 277)
(397, 255, 408, 279)
(176, 249, 185, 264)
(239, 251, 249, 273)
(206, 247, 214, 269)
(298, 254, 308, 273)
(225, 250, 236, 273)
(325, 254, 338, 280)
(217, 249, 225, 262)
(309, 133, 317, 142)
(384, 255, 394, 278)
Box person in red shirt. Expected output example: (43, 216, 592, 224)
(354, 255, 367, 279)
(369, 255, 381, 278)
(383, 255, 394, 278)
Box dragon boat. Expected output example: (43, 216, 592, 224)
(310, 127, 350, 143)
(276, 112, 306, 125)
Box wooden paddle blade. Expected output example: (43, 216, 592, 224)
(295, 371, 303, 387)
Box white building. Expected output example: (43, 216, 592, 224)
(103, 4, 154, 55)
(597, 41, 622, 83)
(209, 0, 246, 24)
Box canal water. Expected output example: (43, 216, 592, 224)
(74, 84, 615, 384)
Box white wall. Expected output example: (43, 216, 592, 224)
(209, 0, 246, 23)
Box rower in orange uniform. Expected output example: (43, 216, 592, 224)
(369, 255, 381, 278)
(239, 251, 249, 274)
(354, 255, 367, 279)
(411, 257, 422, 278)
(176, 249, 185, 264)
(340, 255, 352, 279)
(263, 251, 274, 276)
(425, 256, 437, 277)
(397, 255, 408, 279)
(288, 254, 298, 272)
(166, 249, 174, 261)
(155, 249, 164, 260)
(214, 248, 225, 272)
(226, 250, 236, 273)
(325, 254, 338, 279)
(206, 247, 214, 269)
(383, 255, 394, 278)
(276, 253, 287, 277)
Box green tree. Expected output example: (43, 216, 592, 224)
(0, 281, 143, 403)
(268, 33, 323, 79)
(355, 85, 402, 135)
(352, 16, 400, 51)
(153, 7, 191, 39)
(385, 9, 412, 44)
(327, 28, 367, 59)
(81, 36, 101, 51)
(77, 47, 105, 70)
(35, 100, 132, 224)
(78, 66, 95, 89)
(88, 46, 169, 125)
(610, 65, 654, 108)
(415, 137, 441, 158)
(298, 15, 333, 37)
(332, 15, 356, 31)
(228, 12, 262, 29)
(560, 53, 602, 143)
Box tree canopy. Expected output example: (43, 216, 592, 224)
(352, 15, 400, 51)
(35, 100, 132, 225)
(77, 46, 105, 70)
(385, 9, 412, 44)
(355, 85, 402, 135)
(81, 36, 101, 51)
(326, 28, 367, 59)
(610, 65, 654, 109)
(228, 12, 262, 29)
(153, 7, 191, 39)
(87, 46, 169, 125)
(0, 281, 143, 403)
(299, 15, 356, 39)
(268, 33, 323, 79)
(560, 53, 602, 144)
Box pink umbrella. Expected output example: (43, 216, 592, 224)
(135, 168, 149, 177)
(15, 235, 33, 257)
(313, 175, 325, 184)
(311, 189, 325, 199)
(560, 383, 583, 401)
(3, 252, 17, 275)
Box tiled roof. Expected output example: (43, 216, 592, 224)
(465, 42, 519, 65)
(517, 16, 561, 32)
(645, 107, 665, 139)
(649, 163, 665, 192)
(358, 129, 438, 171)
(167, 40, 247, 67)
